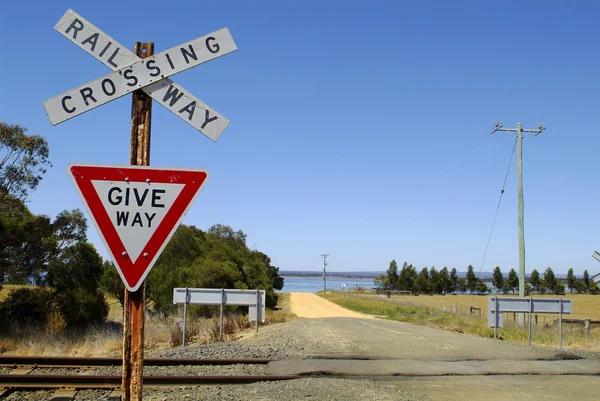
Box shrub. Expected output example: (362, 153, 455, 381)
(0, 287, 53, 330)
(54, 288, 108, 327)
(45, 310, 67, 335)
(169, 323, 183, 347)
(265, 288, 278, 309)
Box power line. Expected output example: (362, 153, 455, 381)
(471, 139, 516, 306)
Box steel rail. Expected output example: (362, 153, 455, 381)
(0, 356, 271, 368)
(0, 374, 299, 389)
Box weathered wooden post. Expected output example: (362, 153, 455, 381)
(121, 41, 154, 401)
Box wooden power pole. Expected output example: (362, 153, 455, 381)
(492, 121, 545, 325)
(122, 41, 154, 401)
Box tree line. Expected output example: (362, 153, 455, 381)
(0, 122, 283, 332)
(376, 260, 600, 295)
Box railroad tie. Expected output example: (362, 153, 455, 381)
(9, 368, 32, 375)
(50, 389, 77, 400)
(107, 389, 122, 401)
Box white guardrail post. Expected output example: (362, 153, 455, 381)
(220, 288, 224, 340)
(182, 287, 188, 347)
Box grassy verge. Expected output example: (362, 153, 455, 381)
(320, 292, 600, 352)
(0, 293, 295, 356)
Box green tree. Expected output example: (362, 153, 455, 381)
(508, 268, 519, 294)
(542, 267, 556, 294)
(439, 267, 451, 294)
(492, 266, 503, 293)
(529, 269, 540, 292)
(0, 203, 54, 285)
(415, 268, 430, 294)
(466, 265, 477, 294)
(502, 279, 511, 294)
(457, 278, 467, 293)
(475, 278, 488, 295)
(147, 224, 282, 313)
(45, 242, 108, 327)
(429, 266, 443, 294)
(0, 122, 51, 204)
(396, 262, 408, 291)
(553, 281, 565, 295)
(573, 280, 586, 294)
(583, 270, 590, 292)
(387, 260, 399, 290)
(566, 268, 576, 294)
(398, 263, 417, 293)
(450, 268, 458, 293)
(374, 274, 391, 290)
(100, 260, 125, 306)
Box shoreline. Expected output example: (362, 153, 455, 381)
(282, 275, 375, 281)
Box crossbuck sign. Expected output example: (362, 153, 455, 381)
(43, 9, 237, 142)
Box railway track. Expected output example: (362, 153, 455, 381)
(0, 355, 294, 398)
(0, 355, 272, 369)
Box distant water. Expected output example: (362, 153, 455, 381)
(278, 276, 377, 293)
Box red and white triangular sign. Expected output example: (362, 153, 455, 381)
(67, 163, 209, 292)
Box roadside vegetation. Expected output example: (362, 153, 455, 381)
(320, 292, 600, 352)
(0, 292, 295, 356)
(375, 260, 599, 296)
(0, 121, 288, 355)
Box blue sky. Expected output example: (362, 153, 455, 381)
(1, 1, 599, 276)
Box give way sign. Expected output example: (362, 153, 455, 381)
(68, 163, 209, 291)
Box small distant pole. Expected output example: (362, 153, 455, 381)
(321, 254, 329, 294)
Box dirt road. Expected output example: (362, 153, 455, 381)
(269, 292, 600, 400)
(290, 292, 374, 318)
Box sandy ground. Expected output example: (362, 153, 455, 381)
(289, 292, 374, 319)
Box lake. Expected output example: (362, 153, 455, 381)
(278, 276, 377, 293)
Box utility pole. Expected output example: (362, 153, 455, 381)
(491, 121, 545, 325)
(321, 254, 329, 294)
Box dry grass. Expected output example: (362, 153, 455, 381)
(322, 292, 600, 352)
(0, 324, 123, 356)
(0, 292, 295, 356)
(0, 284, 36, 302)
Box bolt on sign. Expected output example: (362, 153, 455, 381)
(43, 9, 237, 142)
(68, 164, 209, 292)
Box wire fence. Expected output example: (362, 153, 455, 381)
(344, 292, 598, 333)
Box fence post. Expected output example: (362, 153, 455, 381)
(528, 298, 532, 347)
(494, 297, 498, 339)
(453, 304, 457, 314)
(256, 289, 260, 334)
(220, 288, 224, 340)
(583, 319, 590, 335)
(182, 287, 188, 347)
(559, 298, 563, 350)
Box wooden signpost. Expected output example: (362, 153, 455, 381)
(43, 9, 237, 401)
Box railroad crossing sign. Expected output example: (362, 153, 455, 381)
(43, 9, 237, 142)
(67, 163, 209, 292)
(591, 251, 600, 283)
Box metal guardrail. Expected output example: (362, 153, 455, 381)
(488, 297, 572, 349)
